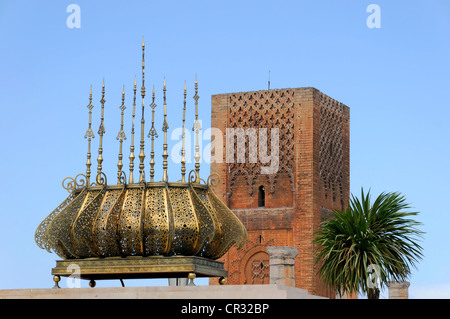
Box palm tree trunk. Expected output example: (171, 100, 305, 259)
(367, 288, 380, 299)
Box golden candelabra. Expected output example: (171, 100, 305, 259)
(35, 40, 247, 287)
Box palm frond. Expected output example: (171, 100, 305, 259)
(313, 188, 425, 297)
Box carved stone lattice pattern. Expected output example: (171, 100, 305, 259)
(248, 252, 270, 284)
(319, 93, 345, 203)
(35, 183, 247, 260)
(228, 235, 279, 284)
(228, 90, 295, 197)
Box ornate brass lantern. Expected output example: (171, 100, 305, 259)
(35, 40, 247, 287)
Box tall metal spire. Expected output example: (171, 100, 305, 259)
(192, 75, 201, 183)
(138, 37, 146, 182)
(84, 85, 95, 186)
(97, 79, 106, 182)
(162, 78, 169, 182)
(181, 81, 187, 182)
(116, 86, 127, 184)
(129, 77, 137, 184)
(147, 85, 158, 182)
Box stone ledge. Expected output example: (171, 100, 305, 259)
(0, 284, 327, 299)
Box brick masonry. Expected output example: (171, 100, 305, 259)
(210, 87, 350, 298)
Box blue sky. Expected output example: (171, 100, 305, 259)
(0, 1, 449, 298)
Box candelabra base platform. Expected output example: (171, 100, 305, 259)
(51, 255, 227, 288)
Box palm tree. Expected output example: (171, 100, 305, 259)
(313, 189, 424, 299)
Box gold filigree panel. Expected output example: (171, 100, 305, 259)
(118, 188, 145, 256)
(189, 187, 219, 257)
(207, 189, 247, 259)
(93, 188, 125, 257)
(143, 186, 169, 255)
(45, 188, 89, 259)
(37, 183, 247, 260)
(168, 187, 197, 255)
(35, 191, 76, 253)
(71, 188, 106, 258)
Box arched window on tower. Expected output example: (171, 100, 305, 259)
(258, 185, 265, 207)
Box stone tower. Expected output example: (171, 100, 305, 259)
(209, 87, 350, 298)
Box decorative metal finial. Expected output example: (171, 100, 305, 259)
(129, 77, 137, 184)
(192, 75, 201, 183)
(162, 78, 169, 182)
(147, 85, 158, 182)
(181, 81, 187, 182)
(139, 38, 146, 182)
(117, 86, 127, 184)
(84, 85, 95, 186)
(97, 79, 106, 183)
